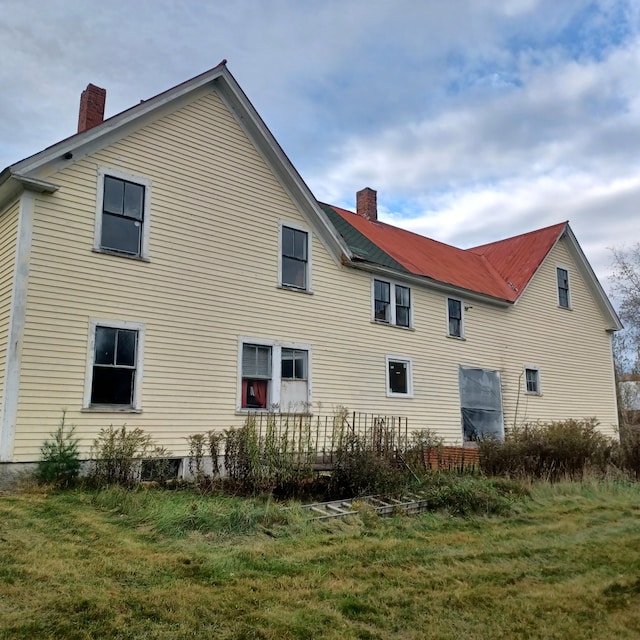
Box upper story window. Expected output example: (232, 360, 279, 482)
(280, 224, 310, 290)
(95, 168, 151, 259)
(373, 279, 411, 328)
(447, 298, 463, 338)
(557, 267, 570, 308)
(84, 320, 144, 411)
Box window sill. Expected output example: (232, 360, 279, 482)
(557, 305, 572, 311)
(385, 393, 414, 399)
(277, 284, 313, 295)
(371, 321, 414, 331)
(525, 392, 542, 397)
(92, 248, 150, 262)
(446, 334, 466, 341)
(82, 406, 142, 413)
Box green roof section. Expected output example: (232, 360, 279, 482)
(319, 203, 409, 273)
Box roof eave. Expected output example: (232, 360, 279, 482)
(349, 260, 512, 307)
(0, 169, 59, 211)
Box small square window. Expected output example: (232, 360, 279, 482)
(525, 367, 541, 395)
(386, 356, 413, 397)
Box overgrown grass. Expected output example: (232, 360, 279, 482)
(1, 480, 640, 639)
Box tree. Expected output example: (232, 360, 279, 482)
(610, 243, 640, 374)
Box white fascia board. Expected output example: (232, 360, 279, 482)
(9, 65, 229, 178)
(213, 73, 353, 266)
(351, 261, 512, 308)
(562, 225, 623, 331)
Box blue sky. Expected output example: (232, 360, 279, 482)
(1, 0, 639, 288)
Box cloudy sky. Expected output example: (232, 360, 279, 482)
(1, 0, 639, 289)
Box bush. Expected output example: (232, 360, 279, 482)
(330, 431, 412, 498)
(478, 418, 614, 481)
(36, 411, 81, 488)
(88, 425, 170, 486)
(617, 423, 640, 479)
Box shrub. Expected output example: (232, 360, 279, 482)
(617, 423, 640, 479)
(88, 425, 169, 486)
(36, 411, 81, 488)
(478, 418, 614, 481)
(330, 431, 411, 498)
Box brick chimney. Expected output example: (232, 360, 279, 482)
(77, 83, 106, 133)
(356, 187, 377, 221)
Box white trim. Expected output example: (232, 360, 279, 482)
(0, 192, 34, 461)
(83, 318, 145, 411)
(237, 336, 312, 412)
(524, 365, 542, 396)
(94, 167, 152, 259)
(372, 277, 413, 328)
(556, 264, 571, 309)
(385, 355, 414, 398)
(446, 296, 465, 339)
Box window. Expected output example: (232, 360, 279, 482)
(239, 339, 311, 412)
(557, 267, 570, 308)
(241, 344, 272, 409)
(281, 225, 309, 290)
(459, 366, 504, 442)
(525, 367, 541, 395)
(373, 279, 411, 327)
(95, 168, 151, 258)
(386, 356, 413, 397)
(85, 321, 144, 410)
(447, 298, 463, 337)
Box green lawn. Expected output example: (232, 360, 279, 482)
(1, 480, 639, 639)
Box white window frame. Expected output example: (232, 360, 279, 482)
(372, 278, 412, 328)
(83, 319, 145, 411)
(385, 355, 414, 398)
(446, 297, 464, 338)
(556, 265, 571, 309)
(94, 167, 152, 259)
(278, 220, 312, 292)
(524, 365, 542, 395)
(237, 337, 312, 412)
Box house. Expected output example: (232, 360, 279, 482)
(0, 62, 622, 476)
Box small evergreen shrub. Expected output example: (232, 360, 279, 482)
(478, 418, 613, 481)
(36, 411, 81, 488)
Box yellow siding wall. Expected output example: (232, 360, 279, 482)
(9, 87, 618, 460)
(0, 201, 19, 407)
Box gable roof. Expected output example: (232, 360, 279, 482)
(0, 62, 352, 265)
(323, 203, 622, 329)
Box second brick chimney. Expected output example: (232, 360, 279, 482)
(356, 187, 377, 221)
(77, 83, 106, 133)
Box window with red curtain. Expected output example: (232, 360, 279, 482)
(241, 344, 271, 409)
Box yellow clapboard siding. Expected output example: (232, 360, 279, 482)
(7, 88, 619, 461)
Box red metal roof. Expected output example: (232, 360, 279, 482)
(328, 205, 567, 302)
